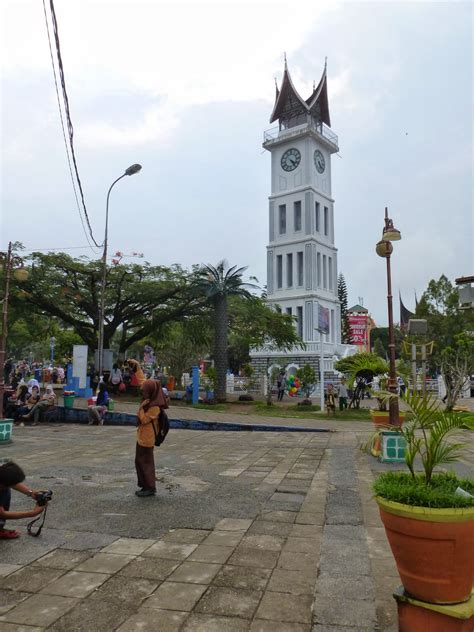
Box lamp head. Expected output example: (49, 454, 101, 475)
(376, 239, 393, 258)
(383, 218, 401, 241)
(125, 163, 142, 176)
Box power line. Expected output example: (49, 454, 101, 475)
(42, 0, 99, 255)
(45, 0, 103, 249)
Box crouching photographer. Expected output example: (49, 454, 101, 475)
(0, 461, 51, 539)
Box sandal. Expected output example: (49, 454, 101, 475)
(0, 529, 20, 539)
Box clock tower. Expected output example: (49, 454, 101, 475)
(251, 60, 353, 377)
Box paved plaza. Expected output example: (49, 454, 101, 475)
(0, 410, 472, 631)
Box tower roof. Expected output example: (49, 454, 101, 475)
(270, 61, 331, 127)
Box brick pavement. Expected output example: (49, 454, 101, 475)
(0, 420, 471, 631)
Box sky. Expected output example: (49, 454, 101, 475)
(1, 0, 472, 325)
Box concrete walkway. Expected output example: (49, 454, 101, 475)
(0, 419, 471, 631)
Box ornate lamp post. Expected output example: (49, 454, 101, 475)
(97, 163, 142, 380)
(376, 207, 402, 425)
(0, 242, 28, 418)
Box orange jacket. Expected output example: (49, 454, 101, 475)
(136, 405, 160, 447)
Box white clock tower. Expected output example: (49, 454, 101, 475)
(252, 60, 354, 376)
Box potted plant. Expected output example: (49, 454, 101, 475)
(335, 353, 406, 426)
(371, 390, 474, 605)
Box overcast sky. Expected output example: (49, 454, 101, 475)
(1, 0, 472, 325)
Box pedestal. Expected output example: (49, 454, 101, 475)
(394, 586, 474, 632)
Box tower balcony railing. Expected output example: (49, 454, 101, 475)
(263, 121, 338, 149)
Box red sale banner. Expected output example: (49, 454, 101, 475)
(348, 315, 368, 345)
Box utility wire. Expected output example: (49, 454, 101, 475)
(42, 0, 99, 254)
(46, 0, 103, 249)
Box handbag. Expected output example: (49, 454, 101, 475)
(153, 410, 169, 447)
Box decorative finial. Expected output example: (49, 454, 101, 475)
(313, 80, 316, 90)
(284, 51, 287, 70)
(325, 56, 327, 70)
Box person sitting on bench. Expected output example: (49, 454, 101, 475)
(21, 386, 56, 425)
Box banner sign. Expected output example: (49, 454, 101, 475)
(317, 305, 330, 334)
(348, 315, 368, 345)
(72, 345, 88, 389)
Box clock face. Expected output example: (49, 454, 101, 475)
(281, 148, 301, 172)
(314, 150, 326, 174)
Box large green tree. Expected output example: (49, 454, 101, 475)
(11, 252, 203, 354)
(415, 275, 474, 410)
(195, 261, 258, 401)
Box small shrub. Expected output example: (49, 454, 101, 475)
(238, 394, 254, 402)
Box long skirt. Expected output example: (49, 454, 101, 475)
(135, 444, 156, 491)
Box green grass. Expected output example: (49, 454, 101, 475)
(190, 403, 228, 412)
(373, 471, 474, 508)
(252, 402, 372, 421)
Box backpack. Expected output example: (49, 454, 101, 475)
(153, 409, 169, 447)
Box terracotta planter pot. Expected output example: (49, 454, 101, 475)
(376, 496, 474, 604)
(370, 409, 405, 428)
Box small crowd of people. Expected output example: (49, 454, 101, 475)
(4, 358, 67, 387)
(3, 379, 57, 425)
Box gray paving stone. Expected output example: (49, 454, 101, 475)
(142, 581, 207, 611)
(325, 490, 362, 525)
(88, 575, 158, 606)
(315, 575, 375, 601)
(59, 532, 119, 551)
(290, 524, 323, 539)
(188, 545, 234, 564)
(214, 518, 253, 531)
(33, 549, 93, 570)
(240, 534, 285, 551)
(74, 552, 135, 573)
(259, 510, 297, 523)
(161, 529, 210, 544)
(39, 570, 110, 598)
(0, 590, 30, 616)
(267, 568, 317, 595)
(202, 530, 246, 547)
(255, 591, 313, 623)
(212, 564, 271, 591)
(119, 556, 179, 580)
(251, 621, 310, 632)
(0, 623, 43, 632)
(228, 546, 279, 570)
(167, 561, 221, 584)
(277, 551, 319, 571)
(101, 537, 156, 555)
(0, 594, 78, 627)
(270, 492, 306, 504)
(0, 566, 22, 578)
(313, 595, 377, 627)
(318, 550, 371, 577)
(1, 566, 65, 593)
(182, 613, 250, 631)
(116, 608, 188, 631)
(295, 512, 325, 525)
(195, 585, 261, 618)
(247, 521, 293, 537)
(142, 541, 198, 560)
(47, 598, 133, 632)
(283, 537, 320, 554)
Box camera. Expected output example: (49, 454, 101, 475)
(36, 490, 53, 506)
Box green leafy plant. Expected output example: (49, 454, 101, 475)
(335, 353, 389, 411)
(296, 364, 316, 399)
(367, 390, 473, 507)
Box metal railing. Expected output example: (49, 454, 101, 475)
(263, 121, 338, 148)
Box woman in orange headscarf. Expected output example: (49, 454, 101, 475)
(134, 379, 167, 497)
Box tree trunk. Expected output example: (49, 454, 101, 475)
(214, 297, 228, 402)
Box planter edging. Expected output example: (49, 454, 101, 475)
(375, 496, 474, 523)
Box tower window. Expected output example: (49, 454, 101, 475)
(296, 306, 303, 338)
(294, 201, 302, 231)
(276, 255, 282, 288)
(297, 251, 303, 286)
(317, 252, 321, 286)
(287, 253, 293, 287)
(323, 254, 327, 288)
(315, 202, 320, 232)
(328, 257, 333, 290)
(324, 206, 329, 236)
(279, 205, 286, 234)
(286, 307, 292, 316)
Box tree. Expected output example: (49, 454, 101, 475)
(416, 275, 474, 410)
(370, 327, 403, 358)
(11, 252, 203, 354)
(195, 261, 258, 402)
(296, 364, 316, 399)
(338, 273, 350, 343)
(373, 338, 387, 359)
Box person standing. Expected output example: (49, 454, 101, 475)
(338, 378, 348, 411)
(109, 364, 123, 395)
(326, 384, 336, 417)
(135, 379, 167, 497)
(277, 370, 286, 402)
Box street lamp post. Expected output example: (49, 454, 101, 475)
(0, 242, 27, 418)
(376, 207, 402, 425)
(97, 163, 142, 380)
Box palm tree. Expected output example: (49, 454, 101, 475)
(196, 261, 258, 402)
